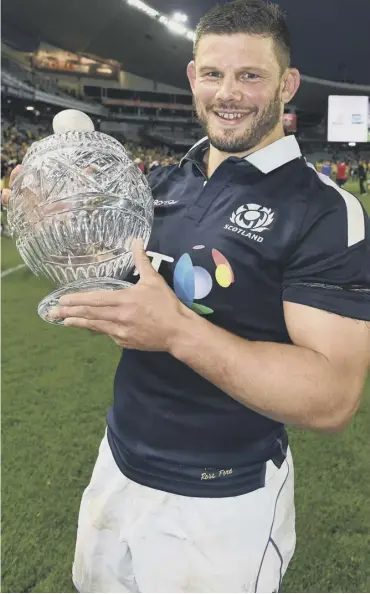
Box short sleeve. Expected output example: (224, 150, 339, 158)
(283, 187, 370, 321)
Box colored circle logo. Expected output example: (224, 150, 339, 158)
(173, 248, 234, 315)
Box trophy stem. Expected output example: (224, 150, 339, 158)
(37, 277, 133, 325)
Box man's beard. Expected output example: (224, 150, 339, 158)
(194, 87, 282, 154)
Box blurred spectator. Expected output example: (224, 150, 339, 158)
(134, 157, 146, 174)
(349, 162, 357, 181)
(336, 161, 347, 187)
(358, 161, 367, 195)
(321, 161, 332, 177)
(149, 161, 160, 172)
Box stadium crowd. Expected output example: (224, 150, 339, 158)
(1, 121, 369, 200)
(123, 141, 182, 174)
(1, 123, 39, 185)
(0, 120, 183, 234)
(1, 120, 182, 189)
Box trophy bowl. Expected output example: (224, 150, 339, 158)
(7, 111, 154, 325)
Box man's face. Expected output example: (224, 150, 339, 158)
(188, 33, 287, 154)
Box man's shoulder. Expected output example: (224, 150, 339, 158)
(290, 161, 368, 254)
(302, 161, 366, 218)
(147, 164, 180, 189)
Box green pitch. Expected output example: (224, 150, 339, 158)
(1, 184, 369, 593)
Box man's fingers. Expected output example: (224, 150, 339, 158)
(63, 317, 121, 337)
(9, 164, 23, 188)
(1, 165, 24, 207)
(132, 238, 156, 279)
(1, 189, 11, 207)
(58, 289, 130, 307)
(49, 304, 120, 322)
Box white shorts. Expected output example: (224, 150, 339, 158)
(73, 432, 295, 593)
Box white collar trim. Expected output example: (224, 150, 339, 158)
(244, 135, 301, 173)
(180, 135, 301, 173)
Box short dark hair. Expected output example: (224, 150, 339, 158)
(194, 0, 291, 73)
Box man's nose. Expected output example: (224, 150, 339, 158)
(215, 76, 243, 104)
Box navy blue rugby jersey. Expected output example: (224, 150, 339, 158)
(107, 135, 370, 497)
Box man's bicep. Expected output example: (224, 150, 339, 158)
(283, 301, 370, 379)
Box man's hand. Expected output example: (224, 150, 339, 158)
(1, 165, 23, 207)
(48, 239, 192, 351)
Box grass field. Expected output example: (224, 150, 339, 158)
(1, 182, 370, 593)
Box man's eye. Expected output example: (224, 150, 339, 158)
(205, 72, 221, 78)
(242, 73, 259, 80)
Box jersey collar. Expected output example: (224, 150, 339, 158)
(179, 135, 302, 174)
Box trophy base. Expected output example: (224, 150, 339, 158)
(38, 277, 133, 325)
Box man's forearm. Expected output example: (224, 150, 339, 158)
(168, 310, 356, 432)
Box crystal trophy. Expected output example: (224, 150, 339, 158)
(7, 109, 154, 324)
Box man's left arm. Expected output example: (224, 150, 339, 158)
(168, 301, 370, 433)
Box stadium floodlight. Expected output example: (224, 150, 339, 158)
(159, 15, 187, 36)
(126, 0, 159, 19)
(124, 0, 195, 42)
(26, 106, 35, 111)
(172, 12, 188, 23)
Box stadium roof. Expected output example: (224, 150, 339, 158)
(2, 0, 370, 114)
(151, 0, 370, 85)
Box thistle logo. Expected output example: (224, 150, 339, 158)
(225, 203, 275, 242)
(173, 247, 235, 316)
(231, 203, 274, 231)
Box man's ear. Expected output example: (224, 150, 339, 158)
(281, 68, 300, 105)
(187, 60, 196, 93)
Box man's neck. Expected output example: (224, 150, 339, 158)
(205, 125, 285, 178)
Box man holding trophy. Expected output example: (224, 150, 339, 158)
(3, 1, 370, 592)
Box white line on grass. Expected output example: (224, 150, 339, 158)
(1, 264, 26, 278)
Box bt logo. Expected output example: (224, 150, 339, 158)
(135, 246, 235, 316)
(173, 246, 235, 315)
